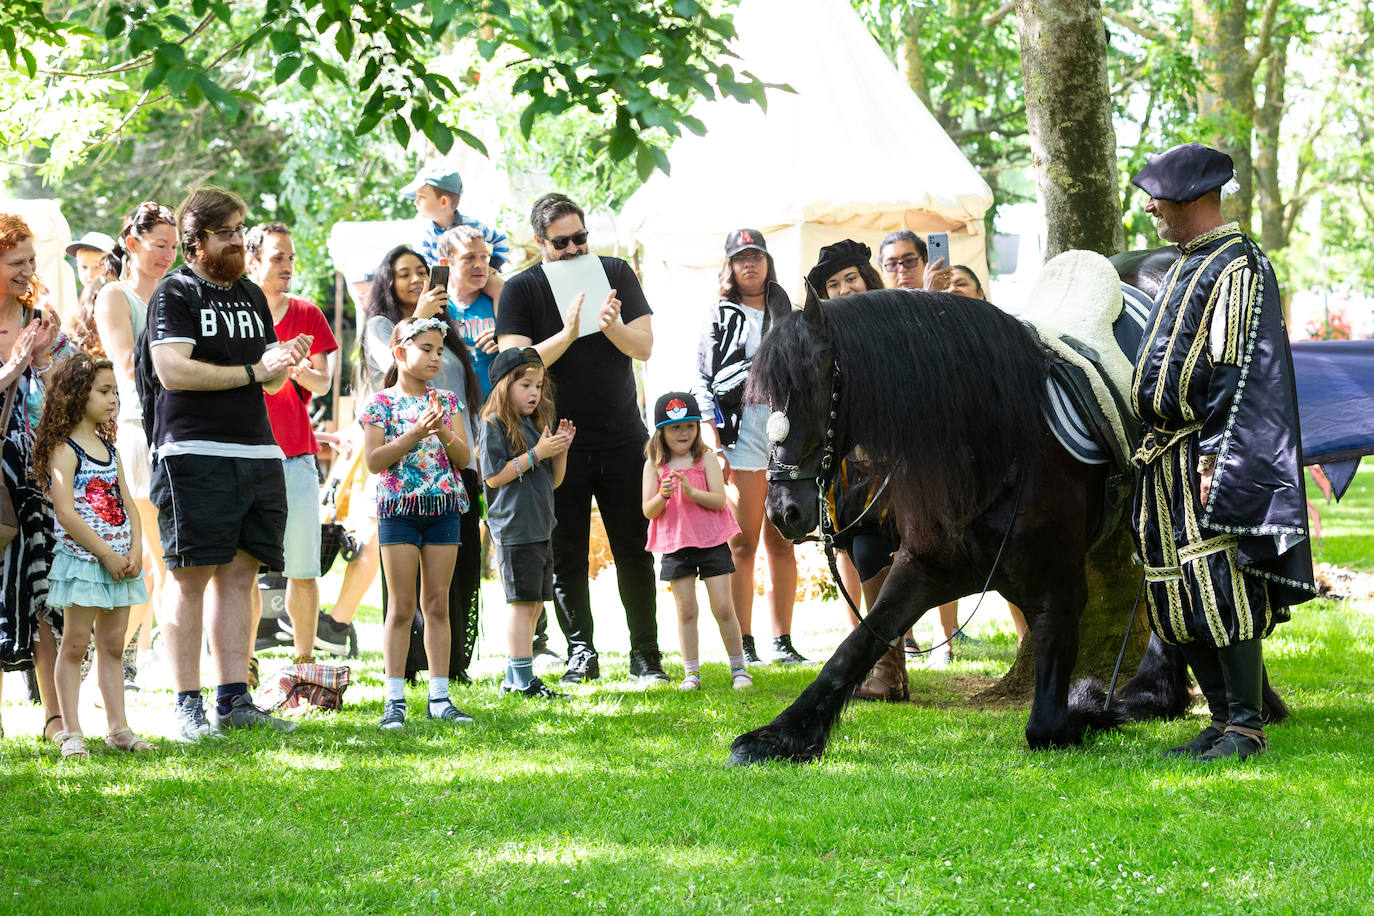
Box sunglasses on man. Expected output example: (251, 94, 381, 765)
(545, 230, 589, 251)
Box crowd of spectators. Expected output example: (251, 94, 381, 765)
(0, 168, 990, 748)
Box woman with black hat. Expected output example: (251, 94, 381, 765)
(694, 229, 802, 666)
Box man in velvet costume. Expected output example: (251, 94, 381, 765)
(1128, 143, 1316, 761)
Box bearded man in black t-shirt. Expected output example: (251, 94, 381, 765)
(495, 193, 667, 685)
(147, 186, 311, 741)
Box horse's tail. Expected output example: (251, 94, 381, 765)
(1065, 677, 1131, 732)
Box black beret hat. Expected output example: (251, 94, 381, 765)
(488, 346, 543, 387)
(1131, 142, 1235, 203)
(806, 239, 872, 294)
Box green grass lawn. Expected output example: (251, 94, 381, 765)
(3, 468, 1373, 914)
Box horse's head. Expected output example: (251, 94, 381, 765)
(756, 297, 836, 541)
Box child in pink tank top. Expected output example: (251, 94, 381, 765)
(642, 392, 751, 691)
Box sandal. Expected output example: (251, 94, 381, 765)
(44, 714, 64, 746)
(56, 731, 89, 760)
(106, 727, 156, 753)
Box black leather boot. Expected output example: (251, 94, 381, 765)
(1199, 638, 1268, 762)
(1166, 643, 1228, 758)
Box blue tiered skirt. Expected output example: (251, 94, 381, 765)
(46, 550, 149, 610)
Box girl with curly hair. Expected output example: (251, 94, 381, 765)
(0, 213, 77, 744)
(31, 353, 151, 757)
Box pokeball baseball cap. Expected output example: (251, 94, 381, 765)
(654, 391, 702, 428)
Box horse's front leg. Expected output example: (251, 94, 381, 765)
(1023, 581, 1087, 749)
(729, 553, 935, 766)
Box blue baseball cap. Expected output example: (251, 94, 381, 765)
(400, 164, 463, 200)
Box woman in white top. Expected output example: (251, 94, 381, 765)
(93, 202, 177, 676)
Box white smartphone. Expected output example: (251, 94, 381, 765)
(927, 232, 949, 268)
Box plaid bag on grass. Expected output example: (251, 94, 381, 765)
(256, 663, 352, 713)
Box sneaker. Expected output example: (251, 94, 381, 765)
(171, 695, 224, 743)
(379, 698, 407, 730)
(314, 613, 357, 658)
(926, 644, 953, 670)
(255, 616, 290, 652)
(904, 637, 922, 662)
(560, 646, 601, 685)
(772, 634, 808, 664)
(500, 676, 564, 699)
(210, 693, 299, 733)
(741, 634, 761, 666)
(124, 677, 141, 694)
(731, 666, 754, 690)
(532, 644, 564, 675)
(629, 647, 671, 686)
(679, 673, 701, 692)
(426, 699, 475, 724)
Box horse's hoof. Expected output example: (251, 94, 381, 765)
(728, 725, 822, 766)
(1025, 719, 1089, 750)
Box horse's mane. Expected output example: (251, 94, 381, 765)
(748, 288, 1051, 550)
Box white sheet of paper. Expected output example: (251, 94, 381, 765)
(543, 256, 616, 338)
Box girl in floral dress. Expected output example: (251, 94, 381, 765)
(361, 317, 472, 730)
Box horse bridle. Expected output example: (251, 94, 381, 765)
(765, 355, 892, 625)
(763, 344, 1023, 656)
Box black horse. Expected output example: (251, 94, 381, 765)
(730, 289, 1119, 764)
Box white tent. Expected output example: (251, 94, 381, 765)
(0, 198, 78, 322)
(621, 0, 994, 394)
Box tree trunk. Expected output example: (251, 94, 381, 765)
(1192, 0, 1256, 233)
(900, 10, 933, 111)
(1255, 31, 1289, 253)
(1016, 0, 1123, 258)
(984, 520, 1150, 702)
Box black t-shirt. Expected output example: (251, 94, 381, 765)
(495, 256, 652, 449)
(147, 265, 281, 458)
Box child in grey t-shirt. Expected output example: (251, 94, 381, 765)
(479, 347, 575, 698)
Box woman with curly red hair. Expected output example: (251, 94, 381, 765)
(0, 213, 77, 744)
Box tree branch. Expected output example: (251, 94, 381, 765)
(1246, 0, 1281, 74)
(982, 1, 1016, 28)
(1102, 7, 1177, 44)
(39, 13, 216, 78)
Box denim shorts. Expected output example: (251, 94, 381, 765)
(281, 454, 322, 579)
(378, 510, 463, 547)
(723, 404, 772, 472)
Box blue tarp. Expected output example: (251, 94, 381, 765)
(1292, 339, 1374, 499)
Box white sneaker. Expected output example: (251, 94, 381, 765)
(926, 645, 953, 670)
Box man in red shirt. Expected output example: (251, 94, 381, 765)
(246, 222, 338, 662)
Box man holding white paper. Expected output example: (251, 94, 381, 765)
(495, 193, 666, 686)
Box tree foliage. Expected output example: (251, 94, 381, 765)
(1, 0, 773, 181)
(1, 0, 781, 304)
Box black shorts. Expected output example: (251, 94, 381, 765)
(849, 527, 897, 582)
(497, 540, 554, 603)
(659, 543, 735, 582)
(151, 453, 287, 570)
